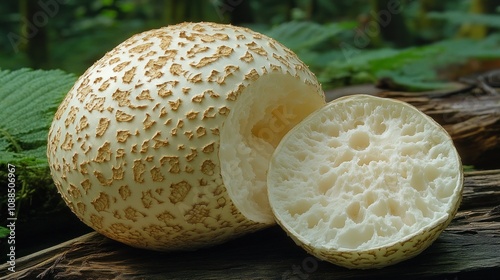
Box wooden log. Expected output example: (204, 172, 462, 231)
(2, 170, 499, 280)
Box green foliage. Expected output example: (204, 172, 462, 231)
(0, 68, 76, 165)
(249, 0, 366, 25)
(250, 15, 500, 92)
(1, 0, 499, 78)
(0, 226, 9, 239)
(258, 20, 355, 76)
(319, 34, 500, 91)
(0, 68, 76, 219)
(264, 21, 356, 52)
(428, 11, 500, 28)
(463, 165, 476, 172)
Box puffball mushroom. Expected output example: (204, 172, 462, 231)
(267, 95, 463, 269)
(47, 22, 325, 251)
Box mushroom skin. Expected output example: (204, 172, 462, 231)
(47, 22, 324, 250)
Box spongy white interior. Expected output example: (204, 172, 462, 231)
(219, 73, 325, 224)
(268, 95, 462, 250)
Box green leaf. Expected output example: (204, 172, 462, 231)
(264, 20, 356, 52)
(428, 11, 500, 28)
(463, 165, 476, 172)
(0, 68, 76, 166)
(376, 70, 456, 91)
(320, 34, 500, 91)
(0, 226, 9, 239)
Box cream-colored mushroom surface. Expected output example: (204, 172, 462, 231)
(268, 95, 463, 269)
(47, 22, 325, 251)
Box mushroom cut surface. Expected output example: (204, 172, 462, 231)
(267, 95, 463, 269)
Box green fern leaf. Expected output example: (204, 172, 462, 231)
(428, 11, 500, 28)
(264, 21, 356, 52)
(0, 68, 76, 166)
(321, 34, 500, 91)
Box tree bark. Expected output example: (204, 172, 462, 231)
(371, 0, 413, 47)
(20, 0, 49, 69)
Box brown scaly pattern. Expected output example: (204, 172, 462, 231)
(47, 22, 322, 251)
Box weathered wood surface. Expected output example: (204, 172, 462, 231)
(1, 170, 499, 280)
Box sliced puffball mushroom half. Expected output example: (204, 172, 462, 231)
(267, 95, 463, 269)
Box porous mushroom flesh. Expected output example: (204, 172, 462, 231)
(267, 95, 463, 269)
(47, 22, 325, 251)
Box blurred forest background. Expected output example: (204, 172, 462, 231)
(2, 0, 500, 90)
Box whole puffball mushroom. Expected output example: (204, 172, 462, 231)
(47, 22, 325, 251)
